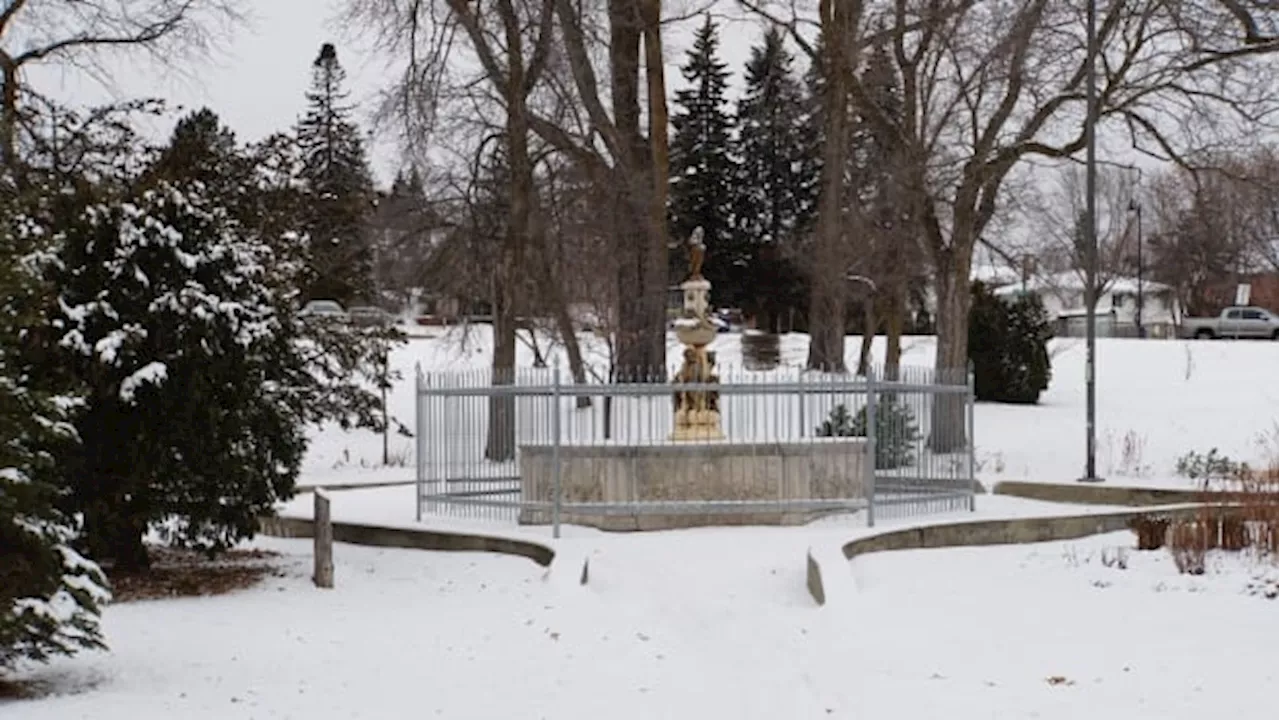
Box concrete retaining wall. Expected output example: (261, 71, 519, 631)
(992, 480, 1267, 507)
(258, 516, 556, 569)
(294, 480, 416, 493)
(805, 504, 1211, 606)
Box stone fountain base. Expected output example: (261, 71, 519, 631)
(517, 440, 868, 531)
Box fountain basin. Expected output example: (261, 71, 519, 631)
(517, 440, 869, 531)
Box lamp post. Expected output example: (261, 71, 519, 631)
(1128, 197, 1144, 338)
(1079, 0, 1103, 483)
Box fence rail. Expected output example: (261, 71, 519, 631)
(414, 363, 975, 536)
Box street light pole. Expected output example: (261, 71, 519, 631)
(1135, 201, 1144, 338)
(1080, 0, 1103, 483)
(1128, 165, 1145, 339)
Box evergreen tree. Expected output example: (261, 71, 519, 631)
(734, 29, 815, 332)
(7, 103, 400, 581)
(850, 43, 919, 377)
(0, 177, 109, 670)
(668, 16, 738, 299)
(968, 281, 1052, 404)
(295, 42, 376, 306)
(372, 167, 436, 310)
(47, 178, 310, 569)
(151, 109, 252, 210)
(851, 44, 907, 241)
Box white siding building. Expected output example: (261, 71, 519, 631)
(994, 271, 1182, 338)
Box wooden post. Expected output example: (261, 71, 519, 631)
(313, 489, 334, 588)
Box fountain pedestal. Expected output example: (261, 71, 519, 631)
(670, 277, 724, 441)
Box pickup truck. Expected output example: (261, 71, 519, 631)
(1180, 306, 1279, 340)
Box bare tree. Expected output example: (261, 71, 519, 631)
(744, 0, 1276, 449)
(345, 0, 567, 460)
(1226, 144, 1279, 273)
(1145, 145, 1279, 314)
(527, 0, 674, 376)
(0, 0, 243, 173)
(1021, 163, 1140, 326)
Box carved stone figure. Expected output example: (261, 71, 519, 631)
(688, 226, 705, 280)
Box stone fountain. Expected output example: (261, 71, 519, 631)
(670, 227, 725, 441)
(517, 228, 868, 531)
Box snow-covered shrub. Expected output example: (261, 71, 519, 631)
(968, 281, 1052, 404)
(1174, 448, 1249, 487)
(45, 179, 312, 568)
(816, 400, 919, 469)
(11, 106, 402, 573)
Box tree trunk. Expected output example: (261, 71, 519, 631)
(885, 289, 904, 382)
(642, 0, 670, 372)
(609, 0, 666, 378)
(1, 61, 21, 182)
(540, 258, 592, 408)
(857, 301, 877, 376)
(805, 0, 851, 373)
(486, 296, 518, 461)
(554, 310, 593, 409)
(485, 38, 534, 462)
(929, 254, 971, 452)
(83, 501, 150, 572)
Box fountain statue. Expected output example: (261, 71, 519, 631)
(670, 227, 725, 441)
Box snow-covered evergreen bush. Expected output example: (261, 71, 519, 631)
(48, 179, 310, 568)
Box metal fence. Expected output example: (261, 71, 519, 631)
(414, 363, 976, 536)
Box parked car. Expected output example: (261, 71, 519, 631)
(1179, 306, 1279, 340)
(298, 299, 347, 321)
(348, 305, 393, 327)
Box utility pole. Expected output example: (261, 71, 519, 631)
(1080, 0, 1103, 483)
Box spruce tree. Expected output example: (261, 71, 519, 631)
(9, 104, 400, 580)
(850, 43, 917, 377)
(48, 177, 310, 569)
(734, 29, 814, 331)
(968, 282, 1052, 404)
(295, 42, 376, 306)
(151, 108, 252, 211)
(373, 167, 435, 310)
(668, 16, 738, 299)
(0, 177, 109, 670)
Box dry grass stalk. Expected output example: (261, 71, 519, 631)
(1168, 519, 1209, 575)
(1128, 515, 1170, 550)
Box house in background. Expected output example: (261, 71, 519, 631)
(971, 262, 1025, 289)
(993, 271, 1182, 338)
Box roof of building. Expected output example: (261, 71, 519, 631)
(992, 271, 1171, 296)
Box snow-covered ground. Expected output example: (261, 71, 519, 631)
(309, 326, 1278, 490)
(14, 526, 1275, 719)
(9, 327, 1276, 719)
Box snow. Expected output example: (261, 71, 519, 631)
(117, 362, 168, 403)
(12, 519, 1275, 719)
(7, 327, 1275, 717)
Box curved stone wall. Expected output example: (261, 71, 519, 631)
(805, 504, 1211, 606)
